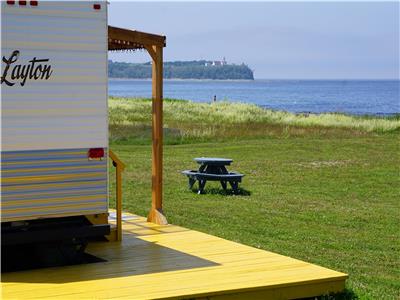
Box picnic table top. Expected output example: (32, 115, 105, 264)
(194, 157, 233, 166)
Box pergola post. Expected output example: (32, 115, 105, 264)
(108, 26, 167, 225)
(147, 45, 168, 225)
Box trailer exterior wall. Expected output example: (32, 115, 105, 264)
(1, 1, 108, 222)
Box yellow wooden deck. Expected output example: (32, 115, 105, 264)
(2, 212, 347, 299)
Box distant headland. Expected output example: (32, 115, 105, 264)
(108, 59, 254, 80)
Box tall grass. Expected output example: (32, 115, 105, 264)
(109, 97, 400, 144)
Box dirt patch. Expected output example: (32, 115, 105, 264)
(295, 160, 352, 168)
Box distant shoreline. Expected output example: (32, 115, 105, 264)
(109, 97, 400, 135)
(109, 77, 399, 82)
(108, 96, 399, 117)
(109, 77, 254, 82)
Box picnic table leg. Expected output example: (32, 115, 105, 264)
(220, 166, 229, 174)
(220, 180, 227, 190)
(188, 178, 196, 189)
(229, 181, 239, 195)
(198, 180, 206, 194)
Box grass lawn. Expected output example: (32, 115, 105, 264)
(108, 98, 400, 299)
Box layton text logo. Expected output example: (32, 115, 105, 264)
(1, 50, 53, 87)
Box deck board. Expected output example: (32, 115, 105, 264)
(1, 212, 347, 299)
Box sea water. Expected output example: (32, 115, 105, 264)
(109, 79, 399, 115)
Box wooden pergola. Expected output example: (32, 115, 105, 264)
(108, 26, 167, 225)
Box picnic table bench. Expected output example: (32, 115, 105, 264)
(182, 157, 244, 194)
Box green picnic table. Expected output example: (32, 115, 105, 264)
(182, 157, 244, 194)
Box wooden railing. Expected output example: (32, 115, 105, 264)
(109, 150, 125, 241)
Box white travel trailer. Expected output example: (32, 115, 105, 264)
(1, 1, 166, 250)
(1, 1, 110, 244)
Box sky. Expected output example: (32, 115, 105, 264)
(108, 1, 399, 79)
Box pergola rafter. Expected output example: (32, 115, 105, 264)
(108, 26, 167, 225)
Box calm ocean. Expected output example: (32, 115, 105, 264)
(109, 79, 399, 115)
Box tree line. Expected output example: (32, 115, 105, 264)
(108, 60, 254, 80)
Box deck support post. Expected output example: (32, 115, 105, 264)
(108, 150, 125, 241)
(115, 163, 122, 240)
(147, 45, 168, 225)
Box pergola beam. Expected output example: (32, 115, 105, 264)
(108, 26, 166, 49)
